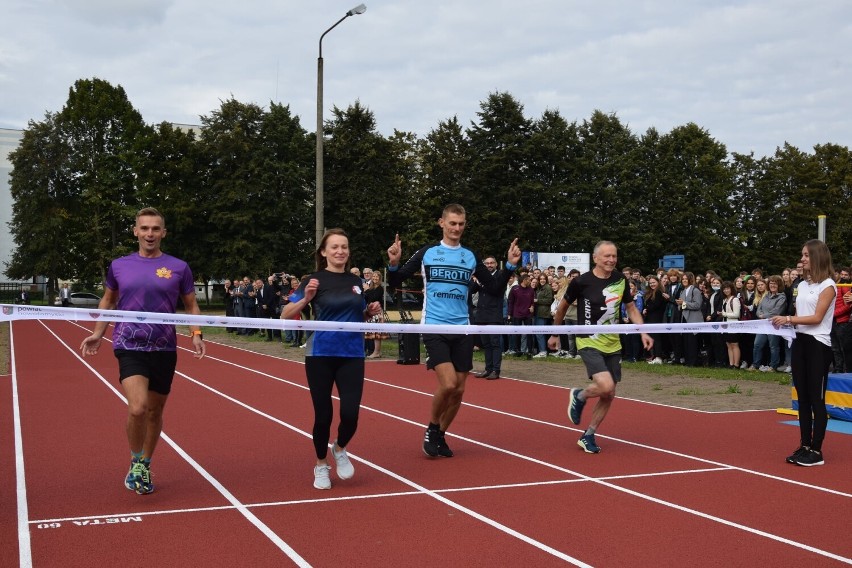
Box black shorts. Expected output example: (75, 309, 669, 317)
(115, 350, 178, 395)
(578, 348, 622, 383)
(423, 333, 474, 373)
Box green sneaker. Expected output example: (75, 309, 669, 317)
(135, 460, 154, 495)
(124, 459, 145, 491)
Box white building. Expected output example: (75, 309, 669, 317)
(0, 128, 25, 281)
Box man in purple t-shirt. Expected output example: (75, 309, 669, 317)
(81, 207, 206, 495)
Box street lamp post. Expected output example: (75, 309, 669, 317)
(316, 3, 366, 246)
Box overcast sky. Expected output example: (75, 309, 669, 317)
(2, 0, 850, 158)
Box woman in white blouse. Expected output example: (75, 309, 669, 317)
(771, 240, 837, 467)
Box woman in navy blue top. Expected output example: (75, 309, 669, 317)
(281, 228, 381, 490)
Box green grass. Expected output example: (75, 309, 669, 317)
(620, 359, 791, 385)
(677, 384, 747, 396)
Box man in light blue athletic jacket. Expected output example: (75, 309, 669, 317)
(387, 204, 521, 458)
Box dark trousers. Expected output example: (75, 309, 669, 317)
(831, 321, 851, 373)
(479, 322, 503, 373)
(305, 357, 365, 459)
(739, 333, 755, 366)
(510, 317, 532, 353)
(710, 333, 727, 366)
(683, 333, 698, 366)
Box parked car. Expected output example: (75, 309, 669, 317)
(383, 291, 423, 309)
(54, 292, 102, 307)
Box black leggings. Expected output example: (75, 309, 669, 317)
(791, 333, 832, 451)
(305, 356, 365, 459)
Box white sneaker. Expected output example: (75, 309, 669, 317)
(782, 366, 792, 373)
(331, 442, 354, 480)
(313, 464, 332, 490)
(299, 343, 307, 349)
(649, 357, 663, 365)
(533, 351, 548, 358)
(739, 361, 749, 369)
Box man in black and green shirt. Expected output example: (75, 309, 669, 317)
(549, 241, 653, 453)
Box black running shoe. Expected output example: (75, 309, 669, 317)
(436, 430, 454, 458)
(785, 445, 809, 464)
(794, 449, 824, 467)
(423, 427, 440, 457)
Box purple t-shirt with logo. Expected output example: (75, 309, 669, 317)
(105, 252, 195, 351)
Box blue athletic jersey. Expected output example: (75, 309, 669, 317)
(289, 270, 366, 357)
(388, 241, 512, 325)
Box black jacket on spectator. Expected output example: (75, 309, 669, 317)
(473, 270, 510, 324)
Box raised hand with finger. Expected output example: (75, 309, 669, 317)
(387, 233, 402, 267)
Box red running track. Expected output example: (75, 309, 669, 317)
(2, 319, 851, 567)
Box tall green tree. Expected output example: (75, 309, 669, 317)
(7, 113, 73, 291)
(198, 98, 313, 278)
(57, 78, 149, 282)
(651, 123, 734, 274)
(324, 101, 406, 269)
(134, 122, 208, 280)
(810, 143, 852, 267)
(570, 111, 640, 255)
(466, 92, 534, 256)
(412, 117, 473, 247)
(8, 78, 147, 288)
(256, 102, 314, 275)
(526, 109, 582, 253)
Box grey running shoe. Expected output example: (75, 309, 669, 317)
(331, 442, 354, 480)
(313, 464, 332, 489)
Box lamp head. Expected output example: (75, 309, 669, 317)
(347, 3, 366, 16)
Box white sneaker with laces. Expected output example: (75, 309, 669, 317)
(739, 361, 749, 369)
(331, 442, 354, 480)
(313, 464, 332, 490)
(533, 351, 548, 358)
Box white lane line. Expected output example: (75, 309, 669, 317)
(31, 466, 733, 525)
(10, 323, 33, 568)
(36, 321, 313, 568)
